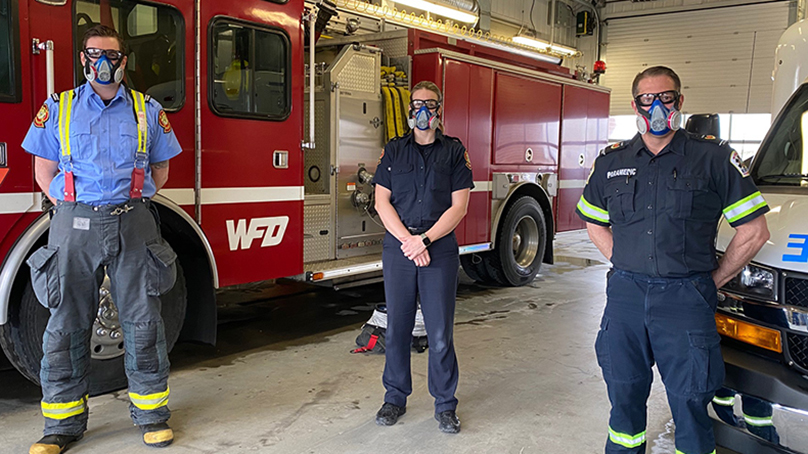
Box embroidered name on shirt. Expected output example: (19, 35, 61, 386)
(606, 168, 637, 179)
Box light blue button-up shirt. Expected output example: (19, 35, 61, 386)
(22, 82, 182, 205)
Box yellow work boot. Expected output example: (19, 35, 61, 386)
(29, 434, 82, 454)
(140, 422, 174, 448)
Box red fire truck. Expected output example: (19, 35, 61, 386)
(0, 0, 609, 393)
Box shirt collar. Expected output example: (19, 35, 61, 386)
(631, 129, 687, 157)
(405, 129, 445, 146)
(83, 81, 128, 107)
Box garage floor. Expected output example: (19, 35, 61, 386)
(0, 231, 685, 453)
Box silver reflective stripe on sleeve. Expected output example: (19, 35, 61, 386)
(577, 195, 610, 224)
(723, 191, 767, 224)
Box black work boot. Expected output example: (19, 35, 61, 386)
(140, 422, 174, 448)
(375, 403, 406, 426)
(29, 434, 83, 454)
(435, 410, 461, 434)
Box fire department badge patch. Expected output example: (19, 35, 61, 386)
(464, 150, 472, 170)
(730, 150, 749, 178)
(34, 104, 49, 128)
(158, 110, 172, 134)
(377, 148, 385, 165)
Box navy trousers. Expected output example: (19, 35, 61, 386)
(381, 231, 459, 413)
(596, 270, 724, 454)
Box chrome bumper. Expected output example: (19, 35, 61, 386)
(709, 386, 808, 453)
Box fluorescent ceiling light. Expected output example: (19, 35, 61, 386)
(512, 35, 550, 50)
(394, 0, 478, 23)
(549, 43, 578, 56)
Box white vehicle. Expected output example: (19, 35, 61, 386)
(710, 18, 808, 454)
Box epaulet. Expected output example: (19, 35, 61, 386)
(600, 141, 628, 156)
(128, 88, 154, 104)
(50, 89, 77, 102)
(693, 134, 729, 147)
(441, 133, 461, 143)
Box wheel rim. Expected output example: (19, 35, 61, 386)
(512, 215, 539, 271)
(91, 275, 125, 360)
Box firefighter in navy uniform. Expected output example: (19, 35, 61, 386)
(21, 26, 182, 454)
(576, 66, 770, 454)
(373, 80, 473, 434)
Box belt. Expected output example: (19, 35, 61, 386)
(407, 226, 430, 235)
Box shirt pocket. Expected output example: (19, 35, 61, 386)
(666, 176, 711, 220)
(431, 163, 453, 207)
(391, 163, 415, 195)
(605, 178, 636, 224)
(68, 121, 95, 161)
(119, 122, 142, 159)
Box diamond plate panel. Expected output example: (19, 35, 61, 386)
(364, 37, 408, 59)
(304, 204, 333, 263)
(304, 98, 330, 195)
(336, 54, 377, 93)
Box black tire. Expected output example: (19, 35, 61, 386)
(484, 196, 547, 286)
(0, 262, 187, 396)
(460, 252, 498, 285)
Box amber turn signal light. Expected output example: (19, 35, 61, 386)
(715, 312, 782, 353)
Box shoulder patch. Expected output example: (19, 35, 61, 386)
(377, 148, 385, 165)
(464, 150, 472, 170)
(33, 103, 50, 128)
(158, 110, 172, 134)
(600, 141, 627, 156)
(729, 149, 750, 178)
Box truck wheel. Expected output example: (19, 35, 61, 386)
(0, 262, 187, 396)
(460, 252, 498, 285)
(484, 196, 546, 286)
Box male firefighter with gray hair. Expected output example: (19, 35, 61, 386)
(21, 25, 181, 453)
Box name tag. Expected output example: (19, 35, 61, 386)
(73, 217, 90, 230)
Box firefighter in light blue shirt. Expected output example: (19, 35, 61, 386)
(21, 25, 181, 454)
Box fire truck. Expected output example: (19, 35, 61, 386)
(0, 0, 610, 393)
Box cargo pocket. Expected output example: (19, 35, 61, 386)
(687, 330, 725, 395)
(26, 246, 61, 309)
(595, 317, 612, 377)
(145, 239, 177, 296)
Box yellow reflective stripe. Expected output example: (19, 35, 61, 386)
(129, 387, 169, 410)
(577, 195, 610, 223)
(58, 91, 74, 158)
(712, 396, 735, 406)
(131, 89, 148, 155)
(676, 450, 716, 454)
(41, 395, 87, 420)
(723, 191, 767, 224)
(743, 414, 774, 427)
(608, 427, 646, 448)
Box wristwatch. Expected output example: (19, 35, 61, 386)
(420, 233, 432, 247)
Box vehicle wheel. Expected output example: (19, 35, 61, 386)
(0, 262, 187, 396)
(484, 196, 547, 286)
(460, 252, 498, 285)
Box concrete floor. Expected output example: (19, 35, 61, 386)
(0, 231, 690, 453)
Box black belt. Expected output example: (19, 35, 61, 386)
(407, 226, 430, 235)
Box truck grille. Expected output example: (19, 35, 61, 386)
(786, 278, 808, 308)
(787, 333, 808, 371)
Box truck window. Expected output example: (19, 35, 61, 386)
(209, 19, 290, 120)
(73, 0, 185, 111)
(752, 85, 808, 187)
(0, 0, 20, 103)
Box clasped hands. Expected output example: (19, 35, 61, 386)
(401, 234, 430, 267)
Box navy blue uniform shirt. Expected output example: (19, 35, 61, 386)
(576, 130, 769, 277)
(374, 130, 474, 230)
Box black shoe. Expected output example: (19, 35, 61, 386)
(140, 422, 174, 448)
(375, 403, 406, 426)
(29, 433, 83, 454)
(435, 410, 461, 434)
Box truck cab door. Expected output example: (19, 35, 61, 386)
(199, 0, 304, 287)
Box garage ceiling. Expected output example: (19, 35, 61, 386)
(601, 2, 790, 115)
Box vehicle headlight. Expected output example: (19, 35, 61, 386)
(722, 263, 776, 300)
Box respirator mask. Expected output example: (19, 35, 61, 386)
(635, 90, 681, 136)
(407, 99, 441, 131)
(83, 48, 125, 85)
